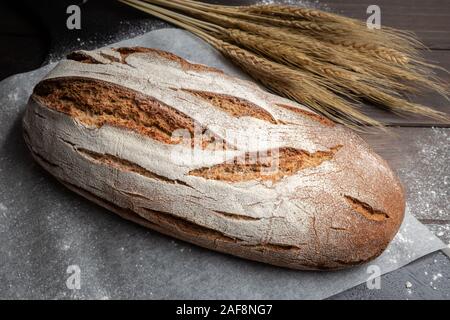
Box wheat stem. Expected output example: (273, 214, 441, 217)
(122, 0, 382, 129)
(120, 0, 450, 129)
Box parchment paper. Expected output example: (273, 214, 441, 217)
(0, 29, 446, 299)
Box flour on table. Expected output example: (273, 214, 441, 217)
(397, 128, 450, 243)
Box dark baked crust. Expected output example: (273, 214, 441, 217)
(22, 46, 406, 270)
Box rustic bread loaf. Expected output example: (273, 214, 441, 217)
(22, 47, 405, 270)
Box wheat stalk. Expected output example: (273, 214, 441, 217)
(143, 1, 412, 90)
(120, 0, 380, 130)
(171, 0, 425, 55)
(240, 4, 345, 21)
(237, 3, 426, 51)
(119, 0, 449, 129)
(143, 0, 444, 78)
(216, 40, 381, 128)
(224, 29, 449, 121)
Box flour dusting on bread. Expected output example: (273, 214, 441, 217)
(23, 47, 405, 270)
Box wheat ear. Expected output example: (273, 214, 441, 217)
(121, 0, 450, 129)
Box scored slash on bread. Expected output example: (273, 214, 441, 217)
(22, 47, 405, 270)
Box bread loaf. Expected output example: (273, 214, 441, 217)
(22, 47, 405, 270)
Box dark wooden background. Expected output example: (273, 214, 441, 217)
(0, 0, 449, 299)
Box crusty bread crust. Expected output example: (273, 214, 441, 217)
(23, 47, 405, 270)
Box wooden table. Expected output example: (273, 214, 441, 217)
(0, 0, 448, 299)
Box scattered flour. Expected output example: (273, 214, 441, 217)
(430, 282, 437, 290)
(395, 231, 414, 245)
(397, 128, 449, 243)
(7, 90, 19, 102)
(0, 203, 7, 218)
(432, 273, 443, 281)
(405, 281, 413, 295)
